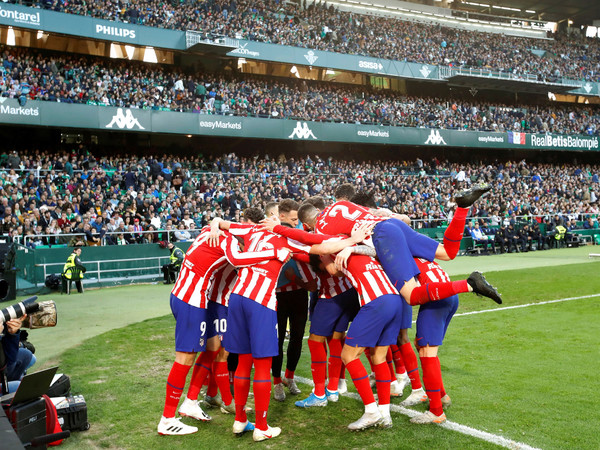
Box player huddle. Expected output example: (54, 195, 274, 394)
(157, 183, 502, 441)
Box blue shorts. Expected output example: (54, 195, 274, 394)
(345, 294, 403, 348)
(373, 219, 439, 286)
(170, 294, 208, 353)
(310, 289, 359, 337)
(207, 301, 228, 341)
(415, 295, 459, 347)
(223, 293, 279, 358)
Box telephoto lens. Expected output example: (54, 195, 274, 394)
(0, 296, 39, 325)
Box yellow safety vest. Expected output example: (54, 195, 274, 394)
(63, 253, 83, 280)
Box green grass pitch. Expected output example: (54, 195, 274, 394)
(28, 250, 600, 449)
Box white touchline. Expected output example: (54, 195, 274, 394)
(293, 375, 541, 450)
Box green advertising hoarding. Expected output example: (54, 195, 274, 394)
(1, 99, 598, 151)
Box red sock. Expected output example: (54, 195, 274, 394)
(308, 340, 328, 396)
(373, 362, 391, 406)
(213, 361, 233, 406)
(187, 350, 218, 400)
(163, 362, 191, 418)
(253, 357, 273, 431)
(444, 207, 468, 259)
(346, 359, 375, 406)
(284, 368, 294, 380)
(273, 376, 282, 385)
(399, 343, 422, 390)
(327, 338, 343, 391)
(234, 353, 253, 423)
(409, 280, 469, 306)
(386, 348, 395, 380)
(440, 381, 447, 399)
(207, 371, 218, 398)
(391, 345, 406, 374)
(421, 356, 443, 416)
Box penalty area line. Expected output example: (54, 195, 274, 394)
(294, 375, 540, 450)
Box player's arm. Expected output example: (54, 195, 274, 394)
(335, 244, 377, 270)
(308, 222, 373, 255)
(222, 235, 290, 267)
(321, 254, 344, 277)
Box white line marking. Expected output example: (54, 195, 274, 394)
(452, 293, 600, 318)
(293, 375, 540, 450)
(303, 293, 600, 338)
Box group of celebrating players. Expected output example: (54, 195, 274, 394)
(157, 183, 502, 441)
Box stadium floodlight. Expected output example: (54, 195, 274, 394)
(548, 92, 556, 101)
(6, 27, 15, 46)
(526, 10, 536, 14)
(125, 45, 135, 60)
(143, 47, 158, 64)
(290, 66, 300, 78)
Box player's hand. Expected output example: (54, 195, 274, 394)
(335, 247, 353, 270)
(258, 216, 280, 232)
(276, 248, 292, 263)
(5, 316, 25, 334)
(350, 222, 374, 243)
(208, 227, 224, 246)
(391, 213, 411, 225)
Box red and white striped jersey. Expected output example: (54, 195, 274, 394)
(172, 227, 281, 309)
(317, 270, 353, 299)
(276, 260, 317, 293)
(414, 258, 451, 285)
(228, 224, 312, 310)
(207, 263, 237, 307)
(340, 254, 398, 306)
(315, 201, 386, 245)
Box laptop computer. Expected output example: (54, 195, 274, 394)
(1, 366, 58, 407)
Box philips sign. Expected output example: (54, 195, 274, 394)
(95, 24, 136, 39)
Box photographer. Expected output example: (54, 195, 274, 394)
(1, 315, 28, 394)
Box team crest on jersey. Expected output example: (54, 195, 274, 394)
(199, 338, 205, 347)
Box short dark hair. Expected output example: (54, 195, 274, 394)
(298, 203, 319, 225)
(265, 202, 279, 216)
(278, 199, 300, 214)
(335, 183, 356, 201)
(243, 207, 265, 224)
(304, 196, 326, 211)
(350, 191, 376, 209)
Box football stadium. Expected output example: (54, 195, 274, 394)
(0, 0, 599, 447)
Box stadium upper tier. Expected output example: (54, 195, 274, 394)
(0, 150, 598, 247)
(25, 0, 600, 82)
(2, 46, 599, 136)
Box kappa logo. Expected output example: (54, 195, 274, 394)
(105, 108, 145, 130)
(289, 122, 317, 140)
(424, 129, 447, 145)
(583, 83, 593, 93)
(304, 50, 319, 65)
(420, 65, 432, 78)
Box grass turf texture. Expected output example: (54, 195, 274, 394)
(48, 261, 599, 449)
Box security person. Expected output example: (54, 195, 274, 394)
(62, 246, 86, 293)
(160, 241, 184, 284)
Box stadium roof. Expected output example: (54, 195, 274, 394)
(456, 0, 600, 25)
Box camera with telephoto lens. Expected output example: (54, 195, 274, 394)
(0, 296, 40, 325)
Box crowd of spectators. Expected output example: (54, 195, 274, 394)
(24, 0, 600, 82)
(0, 148, 598, 249)
(3, 46, 600, 135)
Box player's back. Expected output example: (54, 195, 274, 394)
(315, 200, 385, 237)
